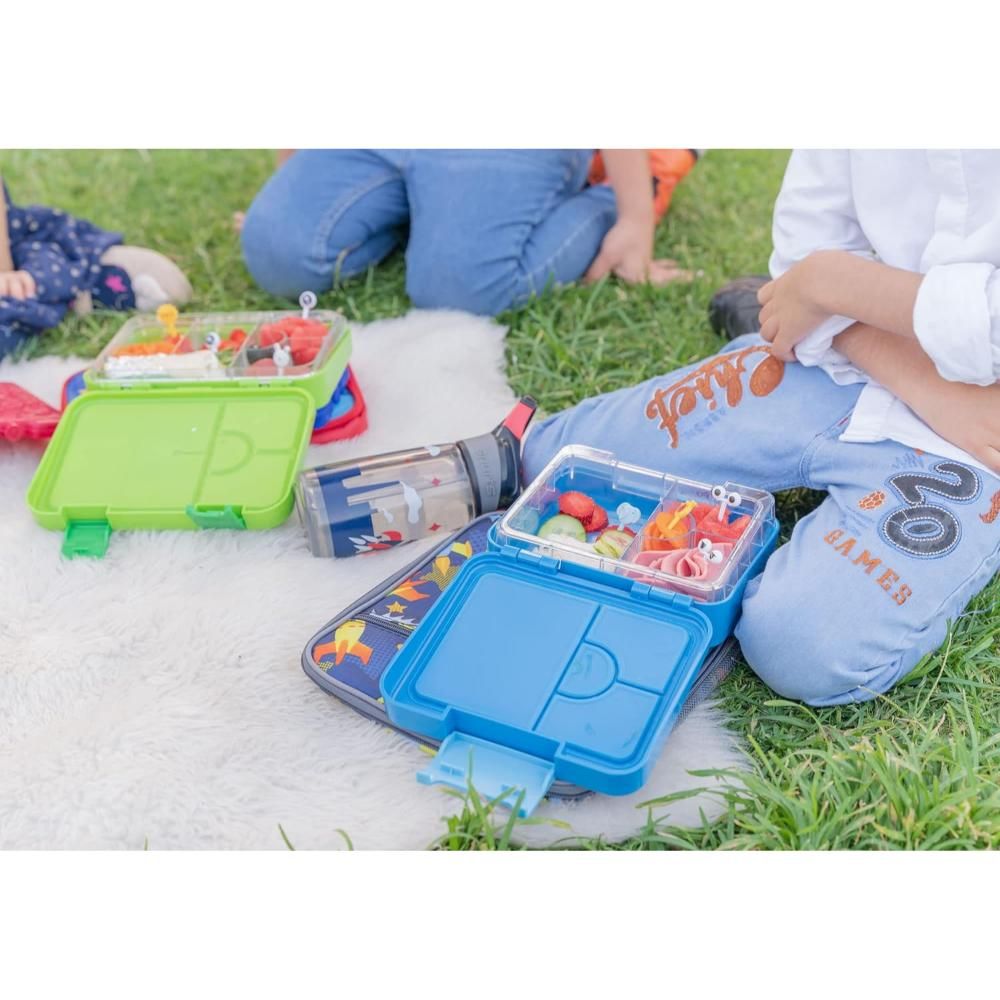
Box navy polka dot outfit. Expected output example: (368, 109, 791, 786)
(1, 181, 136, 358)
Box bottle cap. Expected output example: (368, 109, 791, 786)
(458, 396, 537, 514)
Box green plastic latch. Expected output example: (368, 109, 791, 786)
(184, 505, 247, 530)
(62, 520, 112, 559)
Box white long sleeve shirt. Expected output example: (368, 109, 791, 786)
(769, 150, 1000, 474)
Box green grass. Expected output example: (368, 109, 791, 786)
(5, 149, 999, 851)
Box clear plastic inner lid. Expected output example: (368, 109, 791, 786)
(497, 444, 775, 604)
(90, 306, 348, 383)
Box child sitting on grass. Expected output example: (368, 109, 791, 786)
(523, 150, 1000, 705)
(0, 176, 192, 359)
(239, 149, 696, 315)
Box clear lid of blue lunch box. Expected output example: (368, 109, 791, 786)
(379, 546, 713, 815)
(497, 445, 775, 605)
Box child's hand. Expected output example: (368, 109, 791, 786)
(757, 251, 845, 360)
(0, 270, 37, 300)
(585, 216, 692, 286)
(903, 377, 1000, 475)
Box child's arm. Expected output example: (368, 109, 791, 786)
(760, 249, 1000, 386)
(834, 322, 1000, 474)
(758, 251, 920, 359)
(584, 150, 688, 285)
(762, 153, 1000, 385)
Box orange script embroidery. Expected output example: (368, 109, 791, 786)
(980, 490, 1000, 525)
(645, 345, 785, 448)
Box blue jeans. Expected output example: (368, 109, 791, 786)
(241, 149, 616, 315)
(523, 335, 1000, 706)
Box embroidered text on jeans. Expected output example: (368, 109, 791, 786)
(980, 490, 1000, 525)
(645, 345, 785, 448)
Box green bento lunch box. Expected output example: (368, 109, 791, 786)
(27, 308, 351, 558)
(83, 308, 352, 408)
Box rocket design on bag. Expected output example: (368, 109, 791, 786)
(313, 620, 374, 667)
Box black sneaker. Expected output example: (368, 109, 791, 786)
(708, 275, 769, 341)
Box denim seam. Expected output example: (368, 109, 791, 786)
(520, 192, 612, 300)
(798, 406, 859, 490)
(310, 171, 403, 280)
(512, 152, 597, 298)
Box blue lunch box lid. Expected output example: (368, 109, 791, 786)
(380, 544, 713, 816)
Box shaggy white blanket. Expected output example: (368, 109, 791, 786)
(0, 311, 744, 849)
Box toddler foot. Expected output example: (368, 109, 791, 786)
(97, 245, 193, 312)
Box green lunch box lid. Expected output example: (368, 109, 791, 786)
(27, 383, 316, 557)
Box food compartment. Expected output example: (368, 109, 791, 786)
(498, 445, 774, 603)
(501, 446, 672, 570)
(228, 313, 344, 379)
(90, 308, 347, 383)
(623, 482, 773, 602)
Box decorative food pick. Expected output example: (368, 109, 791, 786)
(272, 342, 292, 372)
(299, 290, 318, 319)
(203, 331, 221, 353)
(696, 537, 725, 564)
(615, 502, 641, 531)
(156, 303, 180, 339)
(710, 485, 742, 522)
(662, 499, 697, 533)
(644, 500, 697, 551)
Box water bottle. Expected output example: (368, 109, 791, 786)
(296, 397, 537, 557)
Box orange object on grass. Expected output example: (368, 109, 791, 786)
(588, 149, 698, 222)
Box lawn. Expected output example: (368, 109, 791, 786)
(4, 149, 999, 850)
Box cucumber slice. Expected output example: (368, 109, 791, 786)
(537, 513, 587, 542)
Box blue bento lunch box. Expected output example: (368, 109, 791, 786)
(380, 445, 779, 816)
(302, 513, 745, 805)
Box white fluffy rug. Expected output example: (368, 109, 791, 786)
(0, 310, 744, 849)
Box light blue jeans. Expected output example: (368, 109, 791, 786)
(523, 335, 1000, 706)
(241, 149, 616, 315)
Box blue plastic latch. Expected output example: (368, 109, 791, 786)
(417, 733, 555, 818)
(514, 549, 560, 574)
(630, 579, 691, 608)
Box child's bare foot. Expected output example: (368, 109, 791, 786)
(100, 245, 193, 312)
(232, 211, 246, 234)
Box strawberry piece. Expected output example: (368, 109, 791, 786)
(582, 503, 608, 533)
(558, 491, 596, 522)
(289, 329, 325, 365)
(695, 511, 752, 544)
(291, 344, 319, 365)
